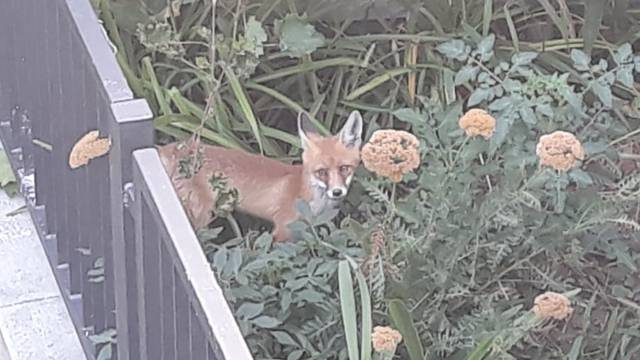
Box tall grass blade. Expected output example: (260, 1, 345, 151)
(354, 269, 372, 360)
(388, 299, 424, 360)
(223, 65, 265, 154)
(142, 57, 172, 116)
(245, 82, 329, 135)
(339, 260, 360, 360)
(466, 336, 496, 360)
(535, 0, 570, 42)
(482, 0, 493, 36)
(253, 58, 361, 83)
(582, 0, 606, 54)
(345, 69, 412, 101)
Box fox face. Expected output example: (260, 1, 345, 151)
(298, 111, 363, 211)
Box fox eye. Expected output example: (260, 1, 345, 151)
(339, 165, 352, 175)
(315, 169, 328, 178)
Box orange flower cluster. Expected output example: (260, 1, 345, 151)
(532, 291, 573, 320)
(361, 129, 421, 182)
(459, 108, 497, 139)
(372, 326, 403, 353)
(536, 131, 585, 171)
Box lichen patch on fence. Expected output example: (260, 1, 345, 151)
(68, 130, 111, 169)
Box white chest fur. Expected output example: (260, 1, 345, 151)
(309, 188, 340, 220)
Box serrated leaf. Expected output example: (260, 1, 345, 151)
(477, 34, 495, 61)
(613, 43, 633, 65)
(276, 14, 326, 58)
(454, 65, 479, 85)
(519, 106, 537, 126)
(272, 331, 298, 346)
(287, 350, 304, 360)
(0, 149, 16, 188)
(468, 87, 491, 106)
(490, 115, 514, 153)
(489, 96, 512, 111)
(237, 302, 264, 320)
(511, 52, 538, 66)
(436, 39, 468, 61)
(251, 315, 281, 328)
(571, 49, 591, 71)
(591, 80, 613, 107)
(616, 68, 634, 87)
(583, 141, 608, 155)
(569, 169, 593, 187)
(245, 16, 267, 57)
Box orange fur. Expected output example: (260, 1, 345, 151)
(158, 111, 364, 242)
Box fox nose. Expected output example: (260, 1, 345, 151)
(331, 188, 344, 198)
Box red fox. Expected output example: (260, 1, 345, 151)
(157, 111, 363, 242)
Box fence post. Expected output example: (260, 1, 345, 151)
(109, 99, 153, 360)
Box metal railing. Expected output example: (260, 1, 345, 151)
(0, 0, 251, 359)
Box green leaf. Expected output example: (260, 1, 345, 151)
(613, 43, 633, 65)
(468, 88, 491, 106)
(345, 68, 412, 101)
(466, 336, 496, 360)
(0, 148, 16, 188)
(276, 14, 326, 58)
(272, 331, 298, 347)
(436, 39, 468, 61)
(567, 335, 584, 360)
(511, 52, 538, 66)
(591, 80, 613, 107)
(569, 169, 593, 187)
(251, 315, 281, 328)
(287, 350, 304, 360)
(245, 16, 267, 57)
(616, 68, 634, 87)
(388, 299, 424, 360)
(455, 65, 480, 85)
(237, 302, 264, 320)
(518, 107, 536, 126)
(338, 260, 359, 360)
(477, 34, 495, 62)
(490, 115, 514, 153)
(570, 49, 591, 71)
(96, 345, 113, 360)
(222, 65, 264, 154)
(355, 269, 372, 360)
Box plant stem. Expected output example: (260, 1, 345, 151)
(479, 153, 492, 192)
(225, 214, 243, 240)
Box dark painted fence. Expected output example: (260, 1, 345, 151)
(0, 0, 251, 359)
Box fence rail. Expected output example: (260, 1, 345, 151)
(0, 0, 251, 359)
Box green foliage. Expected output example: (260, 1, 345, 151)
(0, 148, 17, 197)
(96, 0, 640, 359)
(89, 328, 116, 360)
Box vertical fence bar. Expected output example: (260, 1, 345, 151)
(109, 99, 153, 360)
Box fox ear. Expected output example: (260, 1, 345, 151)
(298, 111, 317, 150)
(338, 110, 363, 148)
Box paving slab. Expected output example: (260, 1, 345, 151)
(0, 189, 86, 360)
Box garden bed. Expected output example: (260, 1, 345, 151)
(96, 0, 640, 359)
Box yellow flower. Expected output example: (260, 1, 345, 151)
(536, 131, 585, 171)
(459, 108, 496, 139)
(372, 326, 402, 353)
(361, 129, 421, 182)
(532, 291, 573, 320)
